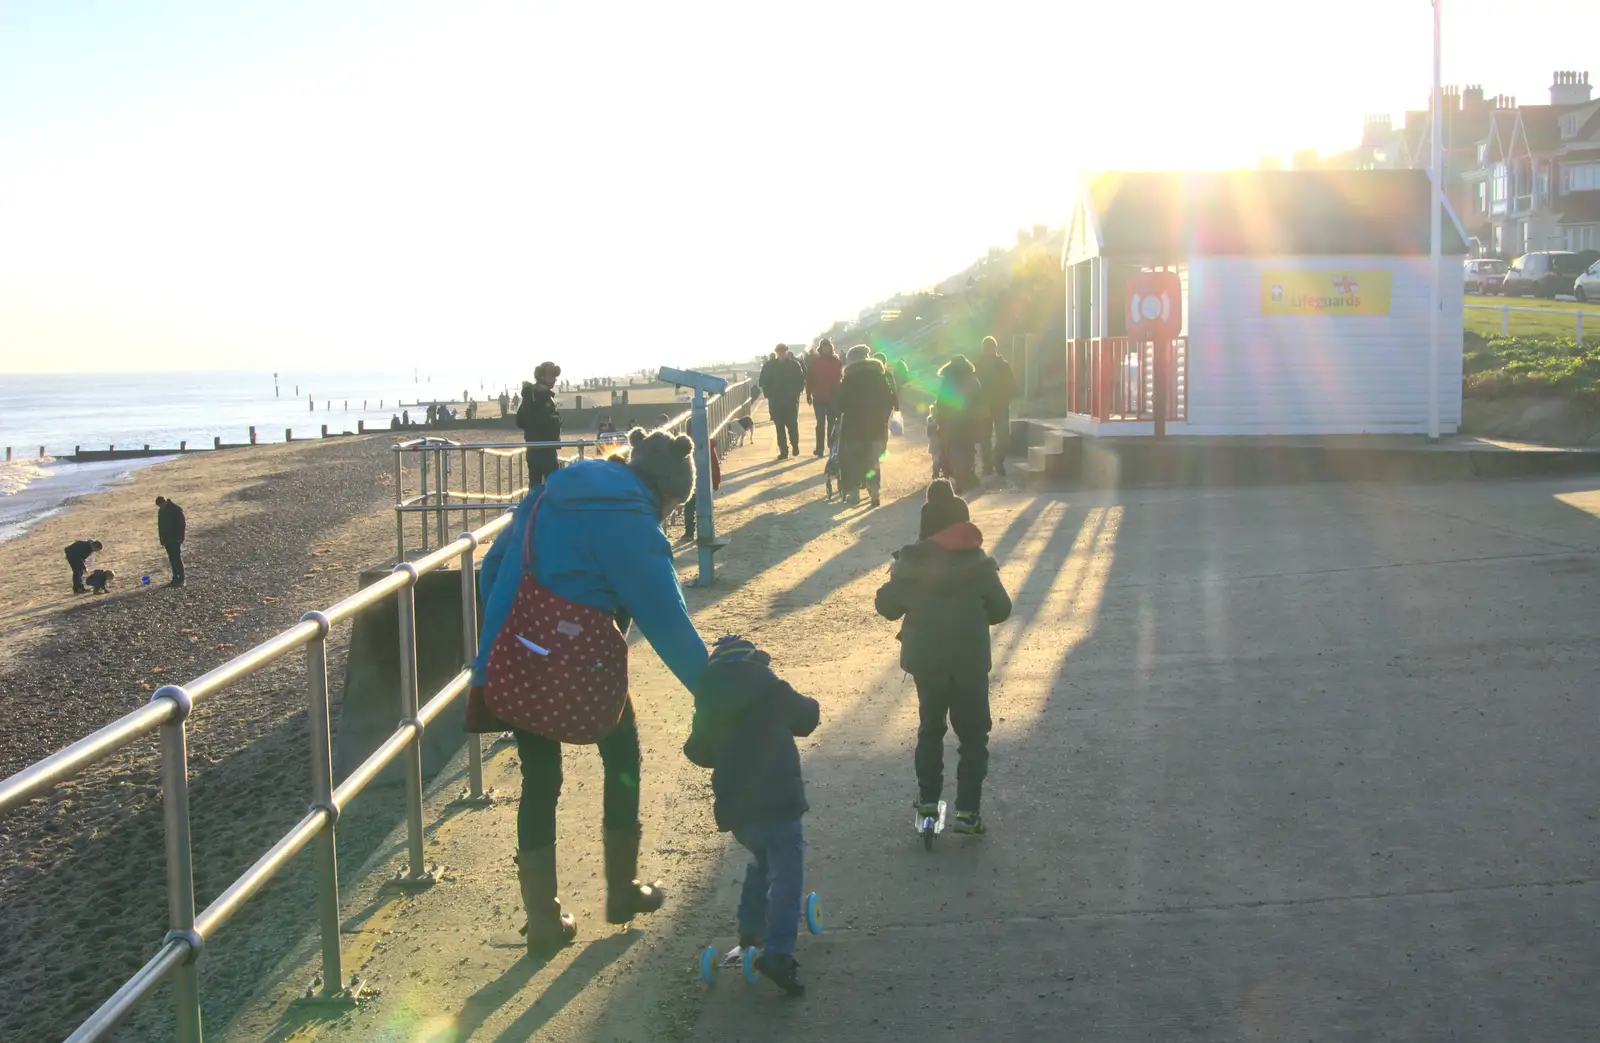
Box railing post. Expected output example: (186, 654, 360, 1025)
(302, 614, 351, 1001)
(451, 536, 492, 807)
(394, 565, 435, 887)
(418, 448, 430, 553)
(477, 452, 487, 529)
(1578, 311, 1585, 345)
(394, 449, 405, 563)
(691, 391, 716, 586)
(154, 686, 203, 1043)
(1502, 306, 1509, 335)
(434, 450, 447, 552)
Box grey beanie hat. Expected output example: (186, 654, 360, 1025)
(626, 428, 696, 507)
(846, 343, 872, 362)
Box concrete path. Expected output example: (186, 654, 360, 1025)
(219, 412, 1600, 1043)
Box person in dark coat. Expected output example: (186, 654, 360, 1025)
(64, 539, 103, 594)
(874, 480, 1011, 835)
(516, 361, 563, 485)
(685, 636, 819, 996)
(973, 336, 1017, 476)
(835, 344, 898, 507)
(155, 497, 187, 587)
(935, 355, 984, 493)
(758, 344, 806, 460)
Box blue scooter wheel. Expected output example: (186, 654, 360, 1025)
(699, 946, 719, 985)
(804, 891, 824, 935)
(741, 945, 762, 985)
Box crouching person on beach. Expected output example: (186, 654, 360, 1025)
(464, 428, 709, 957)
(875, 480, 1011, 835)
(64, 539, 103, 594)
(685, 636, 820, 996)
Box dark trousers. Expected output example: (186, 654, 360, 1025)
(980, 405, 1011, 472)
(734, 817, 805, 955)
(770, 398, 801, 456)
(525, 446, 559, 487)
(812, 398, 839, 454)
(514, 700, 641, 850)
(66, 551, 89, 592)
(914, 673, 991, 813)
(163, 542, 185, 582)
(682, 497, 696, 539)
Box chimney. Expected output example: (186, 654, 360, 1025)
(1361, 113, 1392, 147)
(1442, 85, 1462, 113)
(1550, 70, 1594, 106)
(1463, 85, 1486, 111)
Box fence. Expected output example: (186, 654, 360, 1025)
(0, 508, 510, 1042)
(1466, 302, 1600, 342)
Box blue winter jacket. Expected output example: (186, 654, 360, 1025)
(471, 460, 708, 691)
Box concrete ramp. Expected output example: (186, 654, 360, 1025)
(334, 565, 479, 787)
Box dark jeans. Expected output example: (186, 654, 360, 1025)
(163, 542, 185, 582)
(733, 817, 805, 955)
(682, 497, 696, 539)
(980, 405, 1011, 472)
(525, 446, 559, 487)
(66, 551, 89, 592)
(812, 398, 839, 454)
(770, 399, 801, 456)
(514, 700, 641, 850)
(914, 673, 991, 813)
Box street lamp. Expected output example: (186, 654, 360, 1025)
(1427, 0, 1443, 440)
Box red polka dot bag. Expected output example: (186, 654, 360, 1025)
(480, 494, 630, 744)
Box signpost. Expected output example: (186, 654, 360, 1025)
(1126, 269, 1183, 438)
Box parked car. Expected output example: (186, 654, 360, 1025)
(1501, 251, 1587, 298)
(1575, 259, 1600, 303)
(1463, 258, 1508, 295)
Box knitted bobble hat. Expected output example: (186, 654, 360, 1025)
(626, 428, 696, 507)
(919, 478, 971, 539)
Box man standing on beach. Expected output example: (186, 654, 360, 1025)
(64, 539, 103, 594)
(155, 497, 187, 587)
(516, 361, 563, 485)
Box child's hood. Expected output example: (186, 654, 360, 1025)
(692, 658, 779, 720)
(889, 524, 997, 583)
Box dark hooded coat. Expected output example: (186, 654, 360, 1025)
(874, 522, 1012, 677)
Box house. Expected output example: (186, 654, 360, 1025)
(1454, 72, 1598, 256)
(1062, 170, 1467, 437)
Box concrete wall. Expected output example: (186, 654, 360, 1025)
(1183, 254, 1464, 435)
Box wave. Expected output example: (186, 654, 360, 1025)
(0, 458, 56, 498)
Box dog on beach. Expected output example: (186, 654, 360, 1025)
(85, 569, 115, 595)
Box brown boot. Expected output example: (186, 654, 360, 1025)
(604, 826, 665, 925)
(515, 846, 576, 957)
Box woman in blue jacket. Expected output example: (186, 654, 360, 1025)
(469, 428, 708, 956)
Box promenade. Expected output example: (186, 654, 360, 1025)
(201, 408, 1600, 1042)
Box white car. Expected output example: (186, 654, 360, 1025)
(1575, 259, 1600, 303)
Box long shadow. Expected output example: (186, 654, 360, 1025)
(714, 456, 815, 496)
(443, 932, 638, 1041)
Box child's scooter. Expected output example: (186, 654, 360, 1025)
(699, 892, 824, 986)
(916, 800, 948, 852)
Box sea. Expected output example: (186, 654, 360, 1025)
(0, 369, 517, 542)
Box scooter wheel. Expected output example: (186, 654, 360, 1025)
(804, 891, 824, 935)
(699, 946, 720, 984)
(741, 945, 762, 985)
(923, 821, 935, 852)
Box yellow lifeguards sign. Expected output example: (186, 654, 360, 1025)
(1262, 270, 1392, 316)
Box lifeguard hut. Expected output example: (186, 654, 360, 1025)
(1062, 170, 1469, 436)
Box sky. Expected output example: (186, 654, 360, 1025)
(0, 0, 1594, 376)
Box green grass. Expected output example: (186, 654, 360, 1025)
(1465, 293, 1600, 345)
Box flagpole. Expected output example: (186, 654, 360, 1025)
(1428, 0, 1443, 440)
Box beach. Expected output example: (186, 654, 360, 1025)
(0, 431, 498, 1041)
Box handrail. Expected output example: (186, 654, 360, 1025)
(1465, 301, 1598, 340)
(1, 509, 516, 1042)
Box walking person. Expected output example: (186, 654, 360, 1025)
(835, 344, 898, 508)
(516, 361, 563, 486)
(465, 428, 709, 957)
(63, 539, 103, 594)
(806, 339, 844, 458)
(935, 355, 984, 493)
(155, 496, 187, 587)
(758, 344, 805, 460)
(874, 480, 1012, 835)
(973, 337, 1017, 476)
(685, 636, 821, 996)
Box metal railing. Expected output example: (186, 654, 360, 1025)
(393, 436, 605, 561)
(0, 512, 512, 1043)
(1065, 337, 1189, 422)
(1466, 302, 1600, 342)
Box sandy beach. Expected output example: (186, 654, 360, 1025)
(0, 431, 507, 1042)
